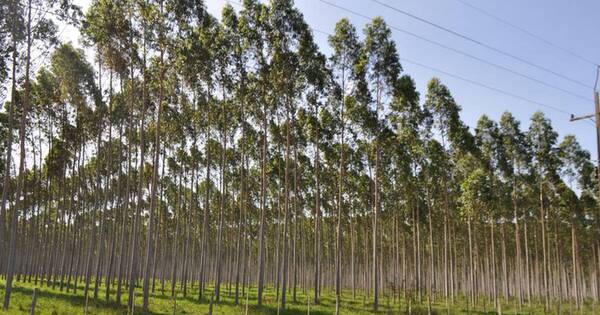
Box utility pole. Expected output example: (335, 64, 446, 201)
(570, 66, 600, 210)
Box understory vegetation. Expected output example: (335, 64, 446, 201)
(3, 280, 599, 314)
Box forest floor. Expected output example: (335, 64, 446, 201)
(1, 279, 598, 314)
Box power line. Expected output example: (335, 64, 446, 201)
(400, 57, 572, 116)
(454, 0, 598, 67)
(363, 0, 593, 89)
(407, 55, 595, 128)
(312, 28, 331, 37)
(196, 0, 591, 124)
(317, 0, 591, 102)
(305, 27, 581, 124)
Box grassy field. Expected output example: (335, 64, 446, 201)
(0, 279, 598, 314)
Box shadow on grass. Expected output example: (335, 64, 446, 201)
(2, 281, 544, 315)
(248, 304, 330, 315)
(1, 282, 341, 315)
(0, 282, 157, 315)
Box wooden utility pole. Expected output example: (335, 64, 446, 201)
(596, 90, 600, 195)
(570, 66, 600, 205)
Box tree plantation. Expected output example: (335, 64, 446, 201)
(1, 0, 599, 314)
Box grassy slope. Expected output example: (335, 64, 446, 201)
(1, 280, 598, 314)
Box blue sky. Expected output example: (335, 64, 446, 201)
(64, 0, 599, 158)
(203, 0, 600, 157)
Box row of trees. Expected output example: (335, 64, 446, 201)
(1, 0, 598, 314)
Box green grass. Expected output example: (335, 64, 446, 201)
(0, 279, 598, 314)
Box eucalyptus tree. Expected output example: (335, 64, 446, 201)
(0, 0, 13, 92)
(107, 0, 142, 304)
(164, 0, 206, 298)
(194, 16, 220, 300)
(557, 134, 592, 309)
(264, 0, 312, 308)
(32, 64, 79, 292)
(104, 88, 129, 300)
(388, 73, 425, 306)
(327, 17, 362, 311)
(293, 21, 330, 303)
(45, 43, 100, 305)
(127, 0, 153, 308)
(526, 111, 559, 311)
(141, 0, 172, 307)
(155, 1, 199, 300)
(236, 0, 272, 305)
(29, 67, 63, 291)
(0, 0, 24, 266)
(360, 17, 401, 310)
(421, 138, 448, 307)
(2, 0, 80, 307)
(458, 156, 492, 308)
(158, 89, 187, 299)
(26, 67, 60, 286)
(168, 0, 217, 300)
(223, 2, 252, 303)
(474, 114, 505, 314)
(81, 0, 131, 302)
(288, 109, 311, 302)
(498, 111, 530, 305)
(81, 0, 130, 76)
(171, 98, 194, 299)
(115, 78, 140, 304)
(82, 0, 149, 307)
(213, 5, 237, 301)
(423, 77, 466, 307)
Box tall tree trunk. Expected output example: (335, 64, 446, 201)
(571, 220, 579, 309)
(313, 104, 321, 305)
(171, 173, 182, 298)
(198, 88, 212, 300)
(93, 58, 107, 301)
(257, 97, 268, 305)
(540, 180, 549, 312)
(85, 88, 104, 310)
(116, 74, 134, 305)
(427, 190, 435, 313)
(107, 105, 124, 301)
(2, 0, 31, 308)
(491, 220, 501, 315)
(468, 218, 474, 307)
(127, 16, 147, 310)
(0, 0, 18, 273)
(214, 94, 226, 300)
(524, 216, 531, 303)
(281, 102, 291, 309)
(142, 6, 164, 306)
(335, 65, 346, 315)
(372, 78, 381, 311)
(234, 74, 246, 305)
(512, 169, 523, 307)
